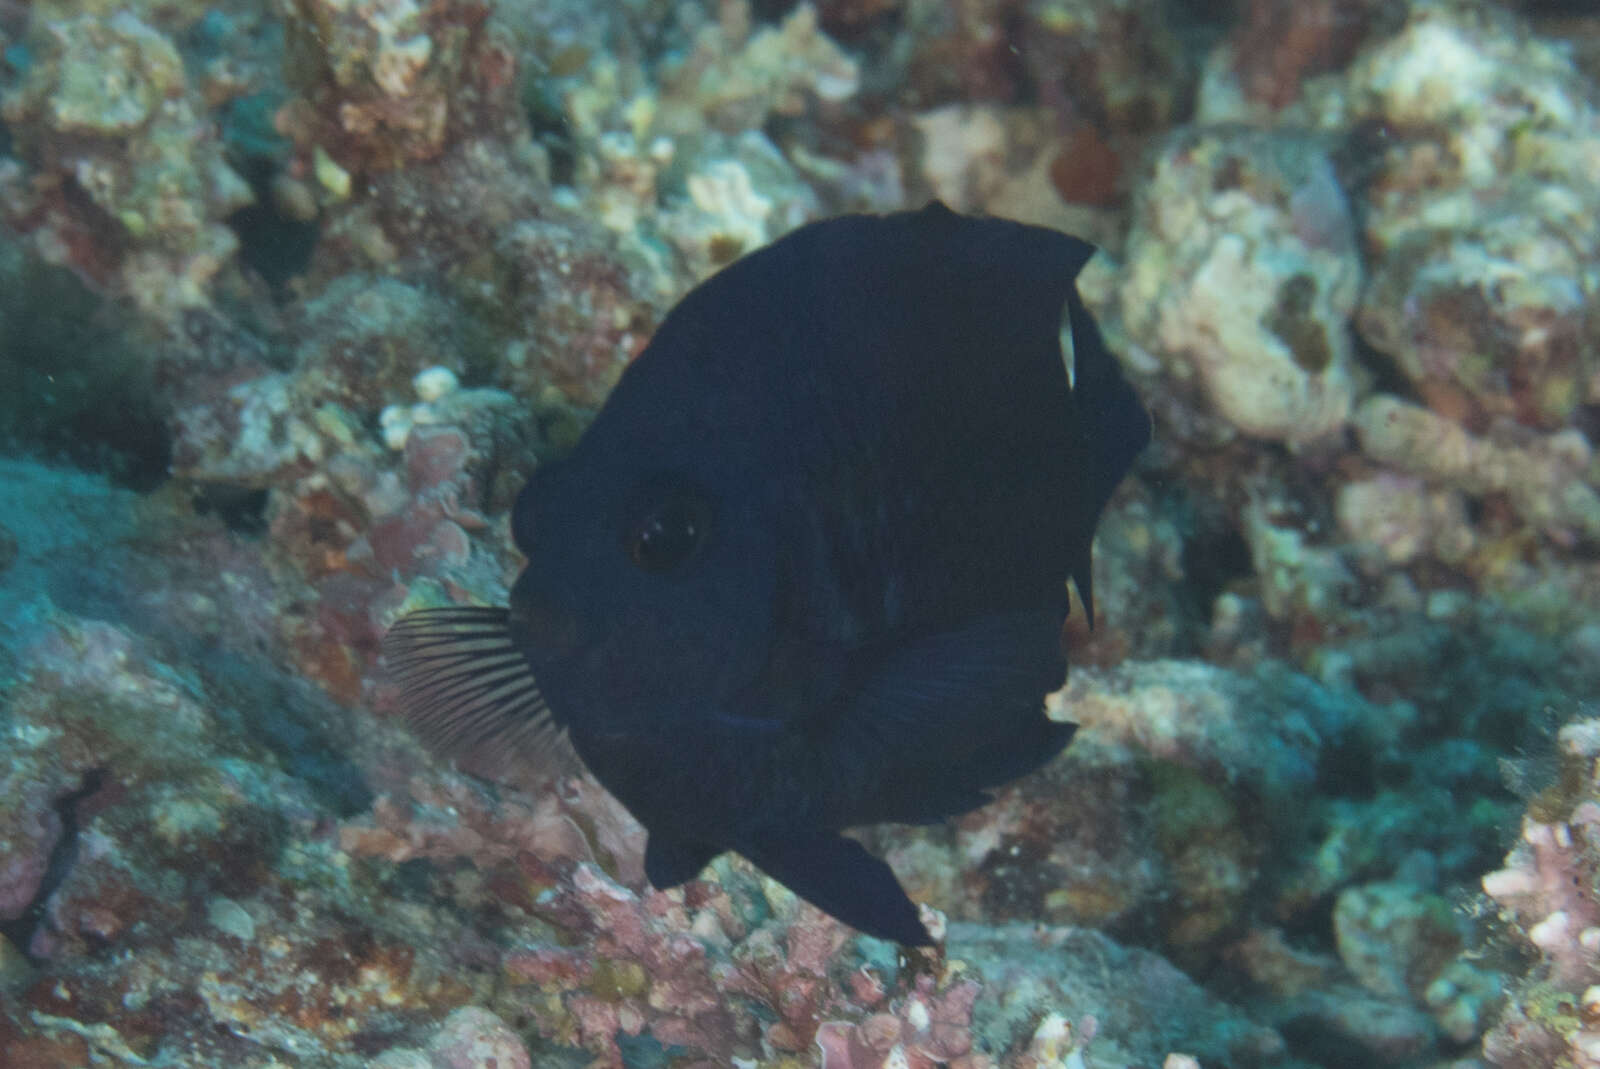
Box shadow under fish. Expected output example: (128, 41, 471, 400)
(383, 202, 1150, 946)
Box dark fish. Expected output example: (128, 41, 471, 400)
(384, 202, 1150, 945)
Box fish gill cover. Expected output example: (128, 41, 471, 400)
(0, 1, 1597, 1068)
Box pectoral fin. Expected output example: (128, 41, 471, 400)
(382, 606, 581, 786)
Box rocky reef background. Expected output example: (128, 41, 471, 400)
(1, 0, 1599, 1066)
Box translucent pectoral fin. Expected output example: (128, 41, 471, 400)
(382, 606, 581, 784)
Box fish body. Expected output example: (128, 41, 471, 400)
(386, 203, 1150, 945)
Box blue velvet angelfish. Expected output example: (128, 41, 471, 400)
(383, 203, 1150, 945)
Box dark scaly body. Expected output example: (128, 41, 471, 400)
(386, 203, 1150, 944)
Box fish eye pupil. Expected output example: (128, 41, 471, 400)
(627, 493, 708, 572)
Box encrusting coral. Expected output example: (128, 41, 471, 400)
(1333, 0, 1600, 433)
(276, 0, 521, 178)
(1118, 126, 1362, 445)
(0, 10, 252, 318)
(1481, 718, 1600, 1068)
(1353, 395, 1600, 547)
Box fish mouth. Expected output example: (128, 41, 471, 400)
(382, 605, 580, 781)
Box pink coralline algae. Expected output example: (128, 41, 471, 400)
(1481, 718, 1600, 1068)
(287, 395, 532, 700)
(815, 976, 984, 1069)
(506, 865, 751, 1061)
(336, 746, 1240, 1068)
(167, 341, 536, 703)
(339, 759, 646, 884)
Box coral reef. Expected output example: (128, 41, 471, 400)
(276, 0, 521, 177)
(1119, 126, 1363, 445)
(1353, 395, 1600, 546)
(1, 0, 1599, 1066)
(1330, 0, 1600, 433)
(653, 3, 859, 135)
(0, 9, 252, 318)
(1481, 718, 1600, 1068)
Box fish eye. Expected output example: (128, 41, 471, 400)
(624, 491, 712, 573)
